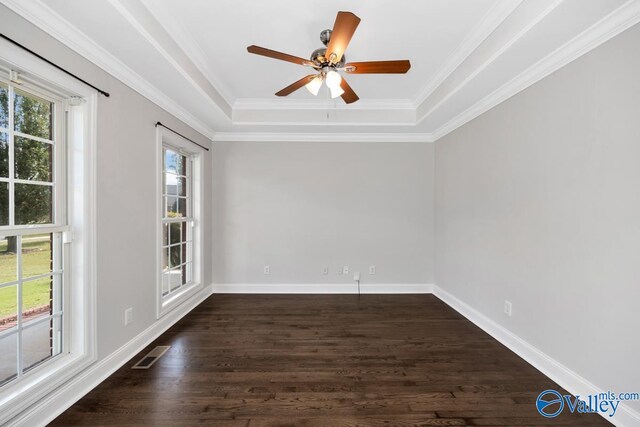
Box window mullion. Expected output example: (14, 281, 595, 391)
(12, 131, 53, 145)
(13, 179, 54, 186)
(0, 224, 68, 236)
(162, 216, 193, 223)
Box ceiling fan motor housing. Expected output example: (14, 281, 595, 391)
(311, 29, 346, 68)
(310, 48, 345, 68)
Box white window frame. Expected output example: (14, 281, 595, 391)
(0, 38, 97, 425)
(156, 126, 203, 318)
(0, 77, 66, 384)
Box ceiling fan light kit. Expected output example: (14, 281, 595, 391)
(247, 11, 411, 104)
(305, 75, 323, 96)
(325, 70, 344, 98)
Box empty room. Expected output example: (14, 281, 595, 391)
(0, 0, 639, 426)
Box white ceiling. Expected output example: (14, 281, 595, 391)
(144, 0, 498, 101)
(2, 0, 640, 141)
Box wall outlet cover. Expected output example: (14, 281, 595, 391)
(125, 307, 133, 326)
(504, 300, 513, 317)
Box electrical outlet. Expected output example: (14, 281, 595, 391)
(125, 307, 133, 326)
(504, 300, 513, 317)
(353, 272, 360, 281)
(337, 267, 342, 275)
(263, 265, 270, 275)
(322, 266, 328, 275)
(369, 265, 376, 275)
(342, 266, 349, 275)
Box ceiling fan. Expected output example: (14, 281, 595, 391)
(247, 11, 411, 104)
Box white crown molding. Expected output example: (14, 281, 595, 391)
(416, 0, 564, 124)
(4, 0, 639, 143)
(229, 120, 416, 127)
(231, 98, 416, 126)
(233, 98, 415, 111)
(139, 0, 237, 108)
(106, 0, 232, 118)
(231, 1, 523, 116)
(412, 0, 523, 107)
(431, 0, 640, 141)
(212, 132, 434, 143)
(0, 0, 215, 139)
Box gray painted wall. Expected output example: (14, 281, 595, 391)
(4, 0, 638, 419)
(1, 4, 213, 359)
(435, 24, 640, 411)
(212, 141, 434, 289)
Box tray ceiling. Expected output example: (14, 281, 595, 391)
(2, 0, 639, 141)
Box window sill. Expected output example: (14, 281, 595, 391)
(0, 350, 96, 425)
(158, 282, 204, 319)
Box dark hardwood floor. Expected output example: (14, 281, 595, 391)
(51, 295, 609, 426)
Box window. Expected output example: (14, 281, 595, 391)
(0, 81, 64, 387)
(0, 41, 96, 424)
(157, 129, 202, 316)
(161, 148, 193, 296)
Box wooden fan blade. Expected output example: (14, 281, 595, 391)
(340, 78, 359, 104)
(344, 60, 411, 74)
(275, 75, 317, 97)
(247, 45, 314, 67)
(326, 11, 361, 65)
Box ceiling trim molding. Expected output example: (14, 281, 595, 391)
(231, 1, 525, 117)
(0, 0, 215, 138)
(107, 0, 232, 118)
(233, 98, 415, 111)
(416, 0, 564, 124)
(431, 0, 640, 141)
(138, 0, 237, 108)
(229, 121, 415, 127)
(412, 0, 523, 108)
(5, 0, 639, 142)
(212, 132, 434, 143)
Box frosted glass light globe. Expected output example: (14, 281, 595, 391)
(305, 75, 323, 96)
(330, 86, 345, 99)
(325, 70, 342, 90)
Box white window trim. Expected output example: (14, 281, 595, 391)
(0, 77, 67, 387)
(0, 38, 97, 425)
(156, 126, 203, 318)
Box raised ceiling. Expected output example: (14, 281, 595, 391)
(2, 0, 639, 141)
(146, 0, 497, 101)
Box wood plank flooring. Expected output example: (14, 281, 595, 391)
(50, 295, 610, 426)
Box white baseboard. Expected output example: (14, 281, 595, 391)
(10, 284, 214, 427)
(432, 285, 640, 427)
(12, 282, 637, 426)
(212, 283, 434, 294)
